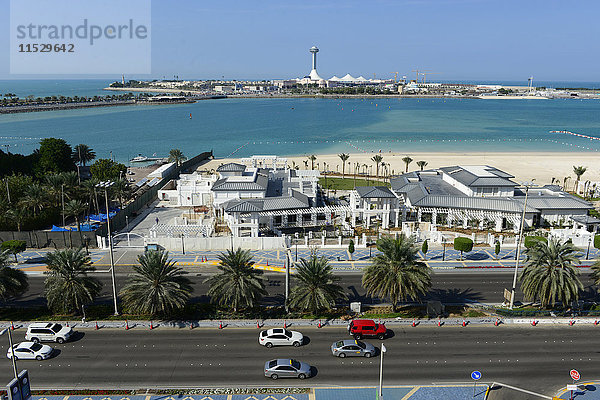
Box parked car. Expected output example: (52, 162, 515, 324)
(7, 342, 54, 361)
(331, 339, 376, 358)
(259, 328, 304, 348)
(264, 359, 312, 380)
(25, 322, 73, 344)
(347, 319, 387, 340)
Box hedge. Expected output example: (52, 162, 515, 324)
(524, 236, 548, 249)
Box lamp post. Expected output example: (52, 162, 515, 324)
(442, 236, 446, 261)
(181, 233, 185, 255)
(1, 327, 19, 383)
(586, 235, 592, 260)
(510, 180, 535, 310)
(96, 181, 119, 316)
(378, 343, 387, 399)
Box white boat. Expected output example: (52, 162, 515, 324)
(130, 155, 149, 163)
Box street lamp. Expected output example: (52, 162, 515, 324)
(1, 328, 19, 383)
(442, 236, 446, 261)
(510, 180, 535, 310)
(586, 234, 592, 260)
(378, 343, 387, 399)
(96, 181, 119, 316)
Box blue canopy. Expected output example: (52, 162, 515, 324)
(51, 225, 69, 232)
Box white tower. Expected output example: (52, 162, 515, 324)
(308, 46, 323, 81)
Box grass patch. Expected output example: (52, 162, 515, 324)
(319, 177, 389, 191)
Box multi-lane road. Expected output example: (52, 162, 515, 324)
(12, 270, 600, 307)
(0, 326, 597, 393)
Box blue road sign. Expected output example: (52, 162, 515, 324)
(471, 370, 482, 380)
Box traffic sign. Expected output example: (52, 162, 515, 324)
(570, 369, 580, 381)
(471, 370, 482, 380)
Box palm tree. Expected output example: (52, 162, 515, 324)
(0, 250, 28, 302)
(64, 199, 87, 232)
(20, 183, 47, 216)
(45, 173, 64, 207)
(592, 260, 600, 288)
(44, 248, 102, 314)
(288, 256, 346, 314)
(573, 166, 587, 193)
(168, 149, 187, 167)
(362, 235, 431, 311)
(402, 156, 413, 173)
(416, 160, 428, 171)
(371, 155, 383, 179)
(81, 178, 100, 214)
(308, 155, 317, 170)
(338, 153, 350, 177)
(205, 248, 267, 312)
(120, 250, 193, 316)
(6, 207, 29, 231)
(111, 178, 131, 209)
(519, 237, 583, 308)
(563, 176, 570, 191)
(72, 144, 96, 166)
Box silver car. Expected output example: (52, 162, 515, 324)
(331, 339, 376, 358)
(264, 358, 312, 380)
(259, 328, 304, 348)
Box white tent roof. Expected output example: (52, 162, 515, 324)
(329, 76, 340, 81)
(356, 76, 368, 82)
(340, 74, 356, 81)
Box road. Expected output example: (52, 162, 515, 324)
(12, 271, 600, 308)
(0, 326, 597, 393)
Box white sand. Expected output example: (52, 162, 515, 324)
(202, 152, 600, 186)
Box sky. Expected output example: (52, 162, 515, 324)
(0, 0, 599, 82)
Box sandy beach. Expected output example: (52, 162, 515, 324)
(202, 152, 600, 186)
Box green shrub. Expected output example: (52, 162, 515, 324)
(453, 237, 473, 260)
(0, 240, 26, 262)
(524, 236, 547, 249)
(594, 235, 600, 249)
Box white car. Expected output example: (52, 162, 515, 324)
(7, 342, 54, 361)
(259, 328, 304, 348)
(25, 322, 73, 344)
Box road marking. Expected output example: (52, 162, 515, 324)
(401, 386, 420, 400)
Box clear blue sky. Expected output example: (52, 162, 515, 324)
(1, 0, 598, 82)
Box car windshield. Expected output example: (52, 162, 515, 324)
(335, 341, 344, 347)
(284, 330, 292, 338)
(356, 341, 366, 349)
(51, 324, 63, 333)
(30, 343, 42, 351)
(290, 359, 301, 370)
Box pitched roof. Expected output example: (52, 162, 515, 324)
(440, 165, 517, 187)
(223, 199, 263, 213)
(223, 190, 310, 213)
(356, 186, 397, 198)
(211, 174, 269, 192)
(216, 163, 246, 172)
(514, 195, 592, 210)
(414, 196, 538, 213)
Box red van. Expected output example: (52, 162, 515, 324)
(347, 319, 387, 340)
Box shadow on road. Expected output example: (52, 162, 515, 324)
(68, 331, 86, 343)
(426, 288, 484, 303)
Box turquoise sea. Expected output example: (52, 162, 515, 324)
(1, 80, 600, 163)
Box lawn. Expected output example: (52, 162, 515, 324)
(319, 177, 390, 191)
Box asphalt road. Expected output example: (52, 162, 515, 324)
(1, 326, 597, 393)
(12, 271, 600, 307)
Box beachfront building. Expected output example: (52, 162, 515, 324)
(349, 186, 401, 229)
(389, 165, 594, 232)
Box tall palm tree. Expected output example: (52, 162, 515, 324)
(64, 199, 88, 232)
(402, 156, 413, 173)
(519, 237, 583, 308)
(416, 160, 428, 171)
(572, 166, 587, 193)
(45, 173, 65, 207)
(120, 250, 193, 316)
(563, 176, 570, 191)
(81, 178, 100, 214)
(362, 235, 431, 311)
(308, 154, 317, 170)
(111, 178, 131, 209)
(20, 183, 47, 216)
(72, 144, 96, 166)
(371, 155, 383, 179)
(338, 153, 349, 177)
(168, 149, 187, 167)
(44, 248, 102, 314)
(288, 256, 346, 314)
(0, 250, 28, 302)
(205, 248, 267, 312)
(592, 260, 600, 288)
(6, 207, 29, 232)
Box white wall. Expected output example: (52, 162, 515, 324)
(150, 236, 287, 250)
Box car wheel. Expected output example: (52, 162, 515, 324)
(56, 337, 65, 344)
(354, 334, 362, 340)
(270, 374, 278, 380)
(32, 338, 40, 344)
(293, 341, 301, 347)
(365, 352, 372, 358)
(339, 352, 346, 358)
(298, 373, 306, 380)
(36, 356, 43, 361)
(265, 342, 273, 348)
(377, 334, 385, 340)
